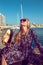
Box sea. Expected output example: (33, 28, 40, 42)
(0, 28, 43, 49)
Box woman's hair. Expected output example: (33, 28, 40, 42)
(14, 30, 21, 43)
(14, 18, 30, 43)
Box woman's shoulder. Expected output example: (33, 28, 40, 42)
(29, 29, 37, 38)
(29, 28, 34, 32)
(29, 28, 36, 34)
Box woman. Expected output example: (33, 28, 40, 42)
(1, 18, 43, 65)
(14, 18, 43, 65)
(1, 29, 24, 65)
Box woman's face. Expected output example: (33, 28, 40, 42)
(20, 19, 28, 31)
(2, 29, 11, 45)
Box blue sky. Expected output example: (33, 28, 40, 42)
(0, 0, 43, 25)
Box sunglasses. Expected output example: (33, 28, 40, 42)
(20, 19, 26, 22)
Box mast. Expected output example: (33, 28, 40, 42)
(21, 4, 23, 19)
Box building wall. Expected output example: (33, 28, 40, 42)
(0, 13, 6, 26)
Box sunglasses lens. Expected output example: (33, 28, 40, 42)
(23, 19, 26, 21)
(20, 19, 26, 22)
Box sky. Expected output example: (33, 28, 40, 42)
(0, 0, 43, 25)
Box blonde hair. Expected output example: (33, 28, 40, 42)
(14, 30, 21, 43)
(14, 18, 30, 43)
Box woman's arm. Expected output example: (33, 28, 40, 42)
(2, 55, 7, 65)
(32, 30, 42, 52)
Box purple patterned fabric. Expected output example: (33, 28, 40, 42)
(2, 29, 42, 65)
(2, 43, 24, 65)
(20, 29, 43, 64)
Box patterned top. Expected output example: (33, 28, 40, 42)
(2, 29, 41, 65)
(20, 29, 41, 58)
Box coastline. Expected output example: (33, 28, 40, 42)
(0, 24, 43, 31)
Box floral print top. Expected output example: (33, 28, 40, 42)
(2, 29, 41, 65)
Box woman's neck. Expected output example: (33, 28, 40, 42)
(22, 28, 29, 35)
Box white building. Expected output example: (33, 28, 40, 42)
(0, 13, 6, 26)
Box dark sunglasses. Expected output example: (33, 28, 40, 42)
(20, 19, 26, 22)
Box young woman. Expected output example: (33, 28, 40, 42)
(1, 18, 43, 65)
(14, 18, 43, 65)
